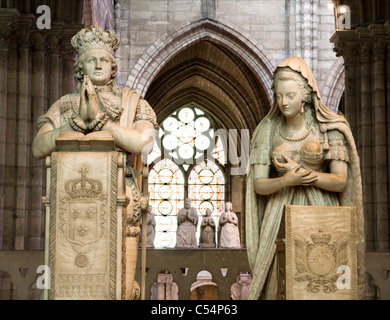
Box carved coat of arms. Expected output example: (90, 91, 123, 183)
(293, 228, 349, 293)
(59, 165, 107, 267)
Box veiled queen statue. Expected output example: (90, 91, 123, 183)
(246, 57, 365, 300)
(32, 23, 157, 300)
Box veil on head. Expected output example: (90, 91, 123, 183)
(266, 56, 346, 126)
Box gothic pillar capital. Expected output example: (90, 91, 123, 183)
(15, 14, 35, 48)
(30, 31, 47, 51)
(330, 30, 359, 66)
(368, 24, 387, 60)
(61, 24, 84, 61)
(0, 8, 19, 48)
(45, 34, 61, 54)
(356, 27, 372, 63)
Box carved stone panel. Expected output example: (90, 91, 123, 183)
(285, 205, 358, 300)
(48, 151, 119, 300)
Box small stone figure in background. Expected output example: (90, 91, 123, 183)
(199, 208, 216, 248)
(139, 205, 156, 248)
(218, 202, 241, 248)
(146, 206, 156, 248)
(176, 198, 198, 248)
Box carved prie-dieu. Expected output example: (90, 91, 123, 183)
(49, 151, 118, 300)
(285, 205, 358, 300)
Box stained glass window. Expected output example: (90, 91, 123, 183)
(161, 107, 215, 162)
(188, 160, 225, 240)
(148, 159, 184, 248)
(147, 106, 227, 248)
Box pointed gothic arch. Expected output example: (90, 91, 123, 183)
(127, 18, 274, 134)
(126, 18, 274, 110)
(322, 58, 345, 113)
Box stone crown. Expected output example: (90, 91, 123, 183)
(65, 166, 102, 199)
(311, 228, 331, 245)
(71, 22, 120, 56)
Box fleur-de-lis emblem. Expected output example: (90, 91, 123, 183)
(86, 208, 96, 219)
(72, 209, 80, 219)
(78, 224, 88, 237)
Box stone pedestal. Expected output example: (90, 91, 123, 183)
(150, 273, 179, 300)
(43, 131, 129, 300)
(284, 205, 358, 300)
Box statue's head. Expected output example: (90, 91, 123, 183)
(71, 23, 120, 87)
(272, 67, 313, 120)
(184, 198, 191, 209)
(272, 68, 312, 105)
(225, 202, 232, 211)
(205, 208, 211, 217)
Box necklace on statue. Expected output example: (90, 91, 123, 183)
(279, 125, 313, 142)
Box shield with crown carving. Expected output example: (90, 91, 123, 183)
(285, 205, 358, 300)
(59, 165, 107, 255)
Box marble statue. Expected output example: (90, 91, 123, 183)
(218, 202, 240, 248)
(245, 56, 364, 300)
(145, 205, 156, 248)
(32, 23, 157, 158)
(176, 198, 198, 248)
(199, 208, 216, 248)
(31, 23, 157, 300)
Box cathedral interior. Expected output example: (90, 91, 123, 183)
(0, 0, 389, 300)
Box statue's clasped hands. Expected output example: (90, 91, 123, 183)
(273, 153, 318, 187)
(69, 75, 109, 134)
(80, 75, 99, 123)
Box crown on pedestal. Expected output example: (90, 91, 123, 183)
(71, 22, 120, 56)
(65, 166, 102, 199)
(311, 228, 331, 245)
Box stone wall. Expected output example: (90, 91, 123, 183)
(115, 0, 344, 111)
(0, 4, 83, 251)
(84, 0, 115, 30)
(0, 250, 388, 300)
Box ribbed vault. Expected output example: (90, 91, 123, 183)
(145, 39, 271, 134)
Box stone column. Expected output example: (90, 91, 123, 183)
(370, 24, 388, 252)
(331, 25, 390, 253)
(0, 11, 14, 250)
(294, 0, 302, 57)
(358, 29, 374, 252)
(386, 24, 390, 250)
(231, 175, 245, 246)
(61, 30, 77, 95)
(14, 17, 33, 250)
(46, 27, 62, 106)
(29, 31, 47, 250)
(311, 0, 319, 77)
(302, 0, 313, 70)
(0, 41, 7, 249)
(2, 20, 18, 250)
